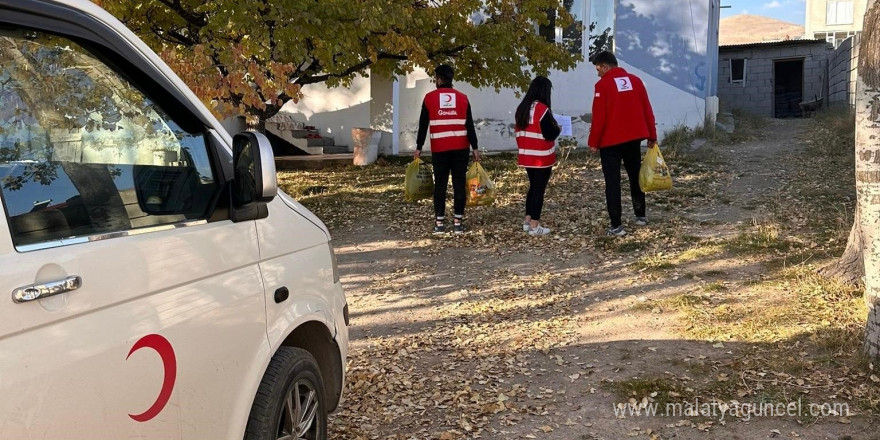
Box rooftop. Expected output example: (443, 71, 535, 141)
(720, 38, 829, 50)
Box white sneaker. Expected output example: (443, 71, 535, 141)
(522, 222, 530, 232)
(635, 216, 648, 226)
(528, 225, 551, 236)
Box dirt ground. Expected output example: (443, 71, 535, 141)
(289, 117, 877, 440)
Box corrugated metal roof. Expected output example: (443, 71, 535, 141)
(720, 39, 828, 50)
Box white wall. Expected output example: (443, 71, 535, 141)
(218, 115, 246, 137)
(369, 75, 394, 154)
(622, 61, 707, 135)
(278, 75, 372, 149)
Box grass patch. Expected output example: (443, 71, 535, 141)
(664, 293, 705, 309)
(630, 301, 657, 312)
(725, 221, 793, 255)
(703, 282, 727, 292)
(718, 109, 769, 145)
(677, 244, 724, 263)
(632, 253, 677, 272)
(674, 264, 864, 346)
(661, 125, 696, 158)
(660, 110, 767, 158)
(805, 109, 855, 157)
(605, 377, 691, 408)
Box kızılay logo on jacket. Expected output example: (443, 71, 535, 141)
(439, 93, 456, 108)
(614, 77, 632, 92)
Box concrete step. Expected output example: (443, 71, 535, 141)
(323, 145, 349, 154)
(305, 137, 336, 147)
(288, 138, 323, 155)
(265, 121, 323, 155)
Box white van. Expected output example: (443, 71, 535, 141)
(0, 1, 348, 439)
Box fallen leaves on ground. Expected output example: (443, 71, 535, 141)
(277, 116, 876, 439)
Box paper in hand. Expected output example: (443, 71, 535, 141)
(553, 113, 573, 136)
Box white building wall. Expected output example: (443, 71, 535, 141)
(277, 75, 372, 149)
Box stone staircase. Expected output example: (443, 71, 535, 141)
(265, 115, 348, 155)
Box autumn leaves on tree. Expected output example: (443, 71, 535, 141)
(97, 0, 581, 129)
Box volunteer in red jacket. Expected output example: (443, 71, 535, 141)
(515, 76, 561, 236)
(414, 64, 480, 234)
(588, 51, 657, 237)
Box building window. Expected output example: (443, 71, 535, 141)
(562, 0, 586, 55)
(826, 0, 854, 25)
(540, 0, 588, 56)
(589, 0, 615, 60)
(814, 30, 858, 48)
(730, 59, 746, 84)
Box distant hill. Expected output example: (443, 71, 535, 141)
(720, 14, 805, 46)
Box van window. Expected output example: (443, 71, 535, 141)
(0, 28, 219, 248)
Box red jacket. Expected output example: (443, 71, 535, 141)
(516, 101, 556, 168)
(587, 67, 657, 148)
(423, 88, 471, 152)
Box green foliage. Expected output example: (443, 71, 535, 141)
(97, 0, 581, 123)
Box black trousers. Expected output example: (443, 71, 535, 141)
(599, 140, 646, 228)
(432, 149, 470, 219)
(525, 167, 553, 221)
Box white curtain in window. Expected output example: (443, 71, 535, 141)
(837, 1, 853, 24)
(826, 0, 853, 25)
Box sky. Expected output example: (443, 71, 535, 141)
(720, 0, 806, 25)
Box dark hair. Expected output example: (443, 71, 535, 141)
(515, 76, 553, 129)
(434, 64, 455, 84)
(591, 50, 618, 67)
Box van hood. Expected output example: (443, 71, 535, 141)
(277, 191, 331, 239)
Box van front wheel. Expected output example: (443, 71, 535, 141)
(245, 347, 327, 440)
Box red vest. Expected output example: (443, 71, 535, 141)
(516, 101, 556, 168)
(423, 88, 471, 152)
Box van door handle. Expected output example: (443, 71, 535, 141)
(12, 276, 82, 303)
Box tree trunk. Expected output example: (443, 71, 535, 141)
(60, 162, 131, 232)
(244, 112, 267, 133)
(244, 104, 283, 133)
(819, 207, 865, 286)
(857, 0, 880, 358)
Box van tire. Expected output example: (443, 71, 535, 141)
(245, 347, 327, 440)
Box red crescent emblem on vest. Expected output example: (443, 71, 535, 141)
(442, 94, 453, 103)
(126, 334, 177, 422)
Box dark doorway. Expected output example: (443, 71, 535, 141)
(773, 59, 804, 118)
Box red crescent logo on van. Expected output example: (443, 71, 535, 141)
(126, 334, 177, 422)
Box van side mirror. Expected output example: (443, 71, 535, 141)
(230, 132, 276, 221)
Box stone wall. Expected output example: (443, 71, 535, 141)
(827, 34, 860, 108)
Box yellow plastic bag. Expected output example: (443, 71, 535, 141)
(466, 162, 496, 207)
(639, 145, 673, 192)
(404, 158, 434, 202)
